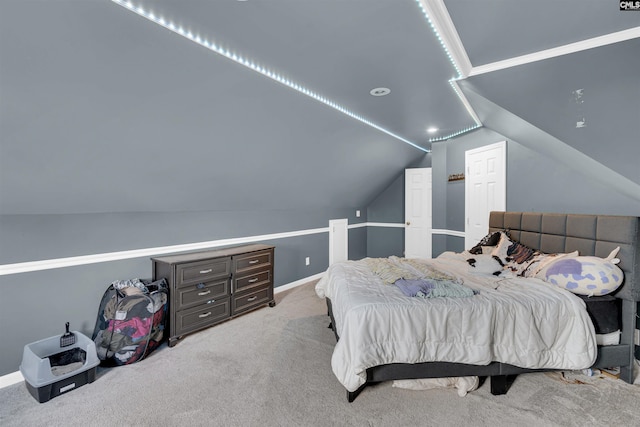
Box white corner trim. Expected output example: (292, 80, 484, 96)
(469, 27, 640, 77)
(418, 0, 472, 78)
(0, 227, 329, 276)
(449, 79, 482, 126)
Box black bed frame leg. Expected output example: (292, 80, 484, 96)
(491, 375, 518, 395)
(347, 383, 367, 403)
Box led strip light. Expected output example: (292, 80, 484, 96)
(111, 0, 430, 153)
(414, 0, 464, 79)
(427, 79, 481, 142)
(414, 0, 482, 142)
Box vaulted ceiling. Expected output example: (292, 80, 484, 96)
(109, 0, 639, 148)
(1, 1, 638, 214)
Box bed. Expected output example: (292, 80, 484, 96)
(316, 211, 640, 402)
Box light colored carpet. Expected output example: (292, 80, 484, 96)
(2, 281, 640, 427)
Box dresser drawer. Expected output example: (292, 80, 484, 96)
(232, 285, 271, 315)
(176, 258, 231, 287)
(234, 250, 272, 275)
(177, 279, 230, 310)
(176, 298, 230, 334)
(234, 270, 271, 293)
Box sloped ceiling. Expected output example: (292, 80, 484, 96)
(444, 0, 639, 66)
(1, 0, 638, 215)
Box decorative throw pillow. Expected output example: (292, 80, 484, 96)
(469, 231, 504, 255)
(490, 232, 514, 264)
(522, 251, 579, 278)
(466, 254, 503, 276)
(538, 247, 624, 296)
(490, 232, 539, 275)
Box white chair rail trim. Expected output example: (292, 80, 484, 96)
(0, 223, 465, 276)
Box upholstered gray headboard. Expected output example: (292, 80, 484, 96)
(489, 212, 640, 302)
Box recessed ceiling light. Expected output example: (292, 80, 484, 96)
(369, 87, 391, 97)
(427, 127, 439, 134)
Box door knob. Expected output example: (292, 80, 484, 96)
(406, 221, 410, 226)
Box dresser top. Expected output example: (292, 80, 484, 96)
(151, 243, 274, 264)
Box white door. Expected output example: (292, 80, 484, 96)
(405, 168, 432, 259)
(465, 141, 506, 249)
(329, 219, 348, 265)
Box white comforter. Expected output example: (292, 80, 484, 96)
(315, 253, 597, 392)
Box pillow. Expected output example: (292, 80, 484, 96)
(466, 254, 503, 276)
(538, 247, 624, 296)
(490, 232, 578, 277)
(490, 232, 538, 275)
(522, 250, 579, 278)
(469, 231, 503, 255)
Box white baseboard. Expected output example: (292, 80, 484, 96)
(0, 272, 325, 390)
(0, 370, 24, 389)
(274, 272, 324, 294)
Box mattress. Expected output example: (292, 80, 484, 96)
(315, 252, 598, 392)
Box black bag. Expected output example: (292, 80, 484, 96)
(92, 278, 168, 366)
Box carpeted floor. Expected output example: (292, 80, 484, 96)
(1, 281, 639, 427)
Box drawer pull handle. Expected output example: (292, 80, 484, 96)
(199, 312, 212, 318)
(199, 269, 213, 274)
(197, 290, 211, 296)
(248, 260, 260, 264)
(247, 296, 258, 302)
(248, 278, 259, 283)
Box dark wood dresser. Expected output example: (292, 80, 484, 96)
(151, 244, 275, 347)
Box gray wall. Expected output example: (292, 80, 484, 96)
(366, 172, 405, 258)
(0, 208, 372, 375)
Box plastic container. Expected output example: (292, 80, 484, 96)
(20, 331, 100, 403)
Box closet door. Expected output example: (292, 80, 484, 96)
(465, 141, 506, 249)
(405, 168, 432, 259)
